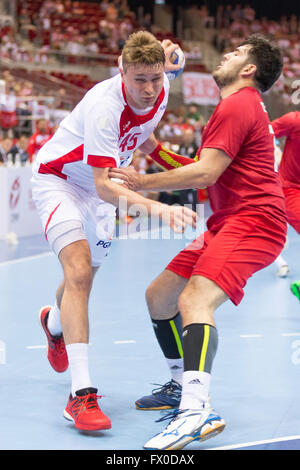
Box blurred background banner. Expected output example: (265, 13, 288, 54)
(182, 72, 220, 106)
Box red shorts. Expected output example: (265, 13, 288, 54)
(166, 212, 287, 306)
(283, 187, 300, 234)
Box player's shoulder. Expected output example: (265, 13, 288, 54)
(84, 74, 124, 110)
(219, 87, 263, 119)
(223, 86, 258, 107)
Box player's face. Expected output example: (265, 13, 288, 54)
(122, 63, 165, 109)
(213, 45, 252, 88)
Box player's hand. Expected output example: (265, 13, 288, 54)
(161, 204, 198, 233)
(109, 167, 141, 191)
(161, 39, 181, 73)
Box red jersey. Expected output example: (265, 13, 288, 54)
(197, 87, 286, 231)
(271, 111, 300, 189)
(27, 131, 52, 163)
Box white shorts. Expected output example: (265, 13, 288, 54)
(31, 173, 116, 267)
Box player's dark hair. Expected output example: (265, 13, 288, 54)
(122, 31, 165, 72)
(241, 34, 283, 92)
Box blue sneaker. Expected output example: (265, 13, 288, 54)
(135, 380, 182, 410)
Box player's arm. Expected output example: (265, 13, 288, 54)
(92, 166, 198, 232)
(109, 148, 231, 192)
(139, 133, 197, 171)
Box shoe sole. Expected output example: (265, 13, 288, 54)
(63, 409, 111, 431)
(144, 420, 226, 450)
(38, 305, 52, 328)
(291, 283, 300, 301)
(39, 305, 69, 373)
(167, 421, 226, 450)
(135, 404, 177, 410)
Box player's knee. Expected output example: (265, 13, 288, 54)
(65, 258, 93, 292)
(145, 282, 157, 309)
(178, 285, 208, 316)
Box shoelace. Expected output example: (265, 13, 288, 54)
(156, 402, 210, 424)
(151, 380, 181, 396)
(156, 408, 187, 424)
(76, 393, 103, 412)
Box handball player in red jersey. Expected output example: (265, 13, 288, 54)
(271, 112, 300, 299)
(110, 34, 286, 449)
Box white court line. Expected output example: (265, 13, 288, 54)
(240, 334, 263, 338)
(206, 434, 300, 450)
(26, 341, 136, 348)
(281, 333, 300, 337)
(113, 340, 136, 344)
(0, 251, 53, 267)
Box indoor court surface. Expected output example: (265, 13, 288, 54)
(1, 205, 300, 451)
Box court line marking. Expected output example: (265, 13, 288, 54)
(113, 340, 136, 344)
(0, 252, 53, 267)
(240, 334, 263, 338)
(26, 341, 137, 348)
(282, 333, 300, 336)
(206, 434, 300, 450)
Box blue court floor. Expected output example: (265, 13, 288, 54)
(0, 212, 300, 451)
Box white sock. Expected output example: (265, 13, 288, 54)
(166, 358, 183, 385)
(47, 301, 62, 336)
(66, 343, 93, 397)
(179, 370, 211, 410)
(275, 254, 288, 268)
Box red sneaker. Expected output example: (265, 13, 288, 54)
(63, 387, 111, 431)
(39, 306, 68, 373)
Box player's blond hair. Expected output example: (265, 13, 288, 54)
(122, 31, 165, 72)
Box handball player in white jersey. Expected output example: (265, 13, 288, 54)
(31, 31, 196, 432)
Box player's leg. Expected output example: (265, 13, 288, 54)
(33, 176, 112, 431)
(274, 252, 289, 278)
(282, 187, 300, 296)
(136, 234, 210, 411)
(135, 269, 188, 410)
(144, 212, 286, 450)
(47, 266, 99, 337)
(144, 275, 227, 450)
(57, 239, 111, 431)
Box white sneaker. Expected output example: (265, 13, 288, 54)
(143, 404, 225, 450)
(277, 265, 290, 278)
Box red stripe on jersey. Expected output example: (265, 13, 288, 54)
(45, 202, 61, 240)
(38, 144, 84, 179)
(87, 155, 117, 168)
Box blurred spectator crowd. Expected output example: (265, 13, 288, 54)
(0, 0, 163, 63)
(0, 0, 300, 184)
(208, 3, 300, 104)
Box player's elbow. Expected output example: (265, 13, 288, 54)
(195, 170, 218, 188)
(95, 178, 114, 202)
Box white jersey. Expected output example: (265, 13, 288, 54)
(33, 73, 170, 193)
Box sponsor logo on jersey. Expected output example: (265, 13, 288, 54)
(96, 240, 112, 248)
(122, 121, 132, 133)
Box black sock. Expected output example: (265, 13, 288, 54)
(152, 312, 183, 360)
(183, 323, 218, 372)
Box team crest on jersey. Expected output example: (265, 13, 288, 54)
(122, 121, 132, 133)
